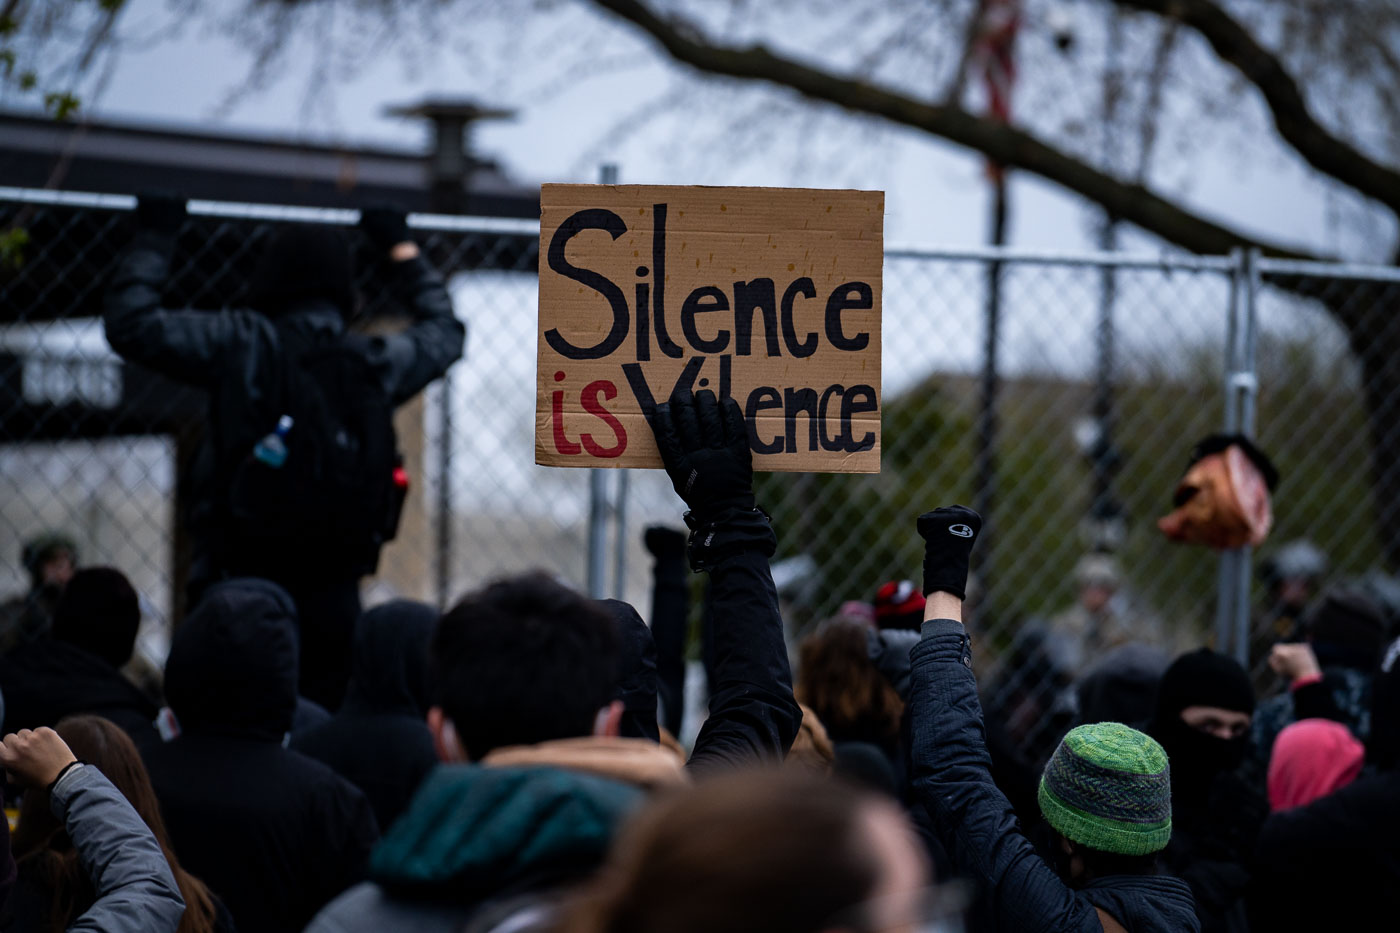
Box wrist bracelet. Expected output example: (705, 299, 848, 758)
(45, 760, 84, 795)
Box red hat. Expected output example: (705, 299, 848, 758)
(874, 580, 925, 626)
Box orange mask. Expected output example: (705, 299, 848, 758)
(1158, 443, 1273, 549)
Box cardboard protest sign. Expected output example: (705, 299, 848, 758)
(536, 184, 883, 473)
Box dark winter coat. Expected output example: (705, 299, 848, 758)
(103, 229, 464, 586)
(308, 540, 800, 932)
(291, 600, 439, 831)
(1247, 770, 1400, 930)
(683, 546, 802, 774)
(909, 619, 1199, 933)
(142, 579, 378, 933)
(0, 639, 158, 749)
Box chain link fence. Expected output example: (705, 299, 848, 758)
(3, 187, 1399, 755)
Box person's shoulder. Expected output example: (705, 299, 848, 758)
(1259, 772, 1399, 845)
(307, 881, 467, 933)
(281, 745, 377, 811)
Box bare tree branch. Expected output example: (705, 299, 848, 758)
(586, 0, 1316, 260)
(1116, 0, 1400, 215)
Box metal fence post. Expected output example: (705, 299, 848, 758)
(586, 163, 620, 598)
(1215, 249, 1244, 654)
(1214, 248, 1262, 664)
(613, 470, 630, 599)
(1231, 249, 1262, 667)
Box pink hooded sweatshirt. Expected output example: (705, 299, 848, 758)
(1267, 718, 1366, 812)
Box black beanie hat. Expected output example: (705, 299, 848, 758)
(1304, 587, 1387, 671)
(51, 567, 141, 669)
(600, 598, 660, 743)
(1155, 648, 1255, 719)
(247, 224, 355, 319)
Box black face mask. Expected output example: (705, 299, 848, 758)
(1156, 715, 1248, 797)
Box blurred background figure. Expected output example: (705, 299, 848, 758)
(1253, 540, 1328, 686)
(978, 625, 1077, 826)
(0, 532, 77, 655)
(873, 580, 925, 632)
(1257, 540, 1328, 642)
(797, 618, 906, 795)
(1074, 642, 1169, 728)
(1252, 586, 1387, 764)
(0, 566, 159, 750)
(1051, 554, 1135, 670)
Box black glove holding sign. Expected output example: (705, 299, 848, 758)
(916, 505, 982, 600)
(648, 389, 775, 571)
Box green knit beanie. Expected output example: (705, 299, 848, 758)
(1038, 722, 1172, 856)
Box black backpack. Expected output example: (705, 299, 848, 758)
(226, 332, 407, 578)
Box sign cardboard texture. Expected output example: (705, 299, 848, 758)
(536, 184, 884, 473)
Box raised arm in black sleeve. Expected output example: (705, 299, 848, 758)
(645, 526, 691, 737)
(645, 389, 801, 774)
(357, 206, 466, 404)
(104, 197, 274, 386)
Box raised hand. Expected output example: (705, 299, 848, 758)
(648, 388, 754, 519)
(0, 727, 79, 789)
(915, 506, 982, 600)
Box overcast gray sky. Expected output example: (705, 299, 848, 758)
(24, 0, 1372, 259)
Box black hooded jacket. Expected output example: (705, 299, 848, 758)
(292, 600, 440, 831)
(103, 228, 465, 587)
(143, 579, 378, 933)
(0, 641, 158, 749)
(1247, 662, 1400, 929)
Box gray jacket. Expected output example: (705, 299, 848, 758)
(51, 763, 186, 932)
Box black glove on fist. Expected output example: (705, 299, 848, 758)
(135, 192, 186, 235)
(359, 204, 410, 250)
(649, 388, 755, 519)
(916, 505, 982, 600)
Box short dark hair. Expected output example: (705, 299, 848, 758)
(51, 567, 140, 669)
(432, 573, 619, 760)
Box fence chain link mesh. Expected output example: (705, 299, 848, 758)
(3, 190, 1398, 760)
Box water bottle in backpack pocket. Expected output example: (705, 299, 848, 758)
(227, 337, 405, 576)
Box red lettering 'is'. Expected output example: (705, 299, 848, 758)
(580, 380, 627, 458)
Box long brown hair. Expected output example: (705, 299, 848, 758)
(558, 770, 887, 933)
(13, 715, 219, 933)
(797, 619, 904, 749)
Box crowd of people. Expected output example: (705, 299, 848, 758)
(2, 198, 1399, 932)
